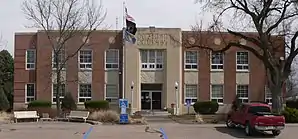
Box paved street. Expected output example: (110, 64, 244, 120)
(0, 122, 297, 139)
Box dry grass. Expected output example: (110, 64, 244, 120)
(88, 110, 119, 123)
(0, 111, 13, 123)
(88, 110, 147, 124)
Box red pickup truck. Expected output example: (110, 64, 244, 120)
(226, 102, 285, 136)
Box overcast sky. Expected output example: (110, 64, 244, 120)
(0, 0, 213, 55)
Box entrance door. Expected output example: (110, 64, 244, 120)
(152, 91, 161, 109)
(141, 91, 162, 110)
(141, 91, 150, 109)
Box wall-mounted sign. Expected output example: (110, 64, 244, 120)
(137, 33, 172, 46)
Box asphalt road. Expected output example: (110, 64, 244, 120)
(0, 122, 297, 139)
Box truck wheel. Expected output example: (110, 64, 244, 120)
(245, 122, 253, 136)
(226, 118, 235, 128)
(272, 130, 281, 136)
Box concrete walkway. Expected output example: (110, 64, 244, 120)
(1, 122, 298, 139)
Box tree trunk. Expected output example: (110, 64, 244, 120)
(56, 70, 61, 117)
(55, 52, 61, 117)
(269, 70, 284, 114)
(270, 84, 283, 114)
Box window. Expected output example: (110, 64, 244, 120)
(211, 52, 223, 70)
(185, 85, 198, 105)
(79, 50, 92, 69)
(105, 85, 119, 104)
(52, 84, 66, 103)
(79, 84, 92, 103)
(141, 49, 163, 70)
(236, 52, 249, 71)
(25, 84, 35, 103)
(26, 50, 35, 70)
(185, 51, 198, 69)
(52, 49, 66, 69)
(105, 49, 119, 69)
(211, 85, 224, 104)
(265, 86, 272, 104)
(237, 85, 249, 103)
(248, 106, 271, 114)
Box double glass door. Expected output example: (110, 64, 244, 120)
(141, 91, 161, 110)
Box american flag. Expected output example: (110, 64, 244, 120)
(125, 7, 135, 23)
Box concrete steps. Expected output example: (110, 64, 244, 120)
(141, 111, 173, 123)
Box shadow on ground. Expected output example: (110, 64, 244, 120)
(215, 127, 276, 138)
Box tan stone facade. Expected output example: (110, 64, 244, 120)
(14, 27, 285, 114)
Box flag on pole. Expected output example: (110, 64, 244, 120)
(123, 6, 137, 44)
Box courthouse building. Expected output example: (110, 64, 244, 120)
(14, 27, 285, 114)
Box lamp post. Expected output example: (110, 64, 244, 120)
(130, 81, 134, 115)
(175, 81, 179, 115)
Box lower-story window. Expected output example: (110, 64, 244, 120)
(185, 84, 198, 105)
(25, 84, 35, 103)
(105, 84, 119, 104)
(265, 86, 272, 104)
(211, 85, 224, 104)
(52, 84, 66, 103)
(79, 84, 92, 103)
(237, 85, 249, 103)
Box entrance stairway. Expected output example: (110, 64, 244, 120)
(140, 110, 174, 123)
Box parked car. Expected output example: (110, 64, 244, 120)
(226, 102, 285, 136)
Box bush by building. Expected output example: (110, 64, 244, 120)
(0, 88, 10, 111)
(61, 92, 77, 111)
(286, 100, 298, 109)
(27, 100, 52, 108)
(84, 100, 109, 111)
(282, 107, 298, 123)
(193, 101, 219, 115)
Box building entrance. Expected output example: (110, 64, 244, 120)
(140, 84, 162, 110)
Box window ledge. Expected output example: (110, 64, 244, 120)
(105, 69, 119, 71)
(184, 69, 198, 72)
(79, 69, 93, 71)
(236, 70, 249, 73)
(52, 68, 66, 71)
(218, 103, 224, 106)
(25, 68, 35, 70)
(210, 69, 224, 72)
(141, 69, 163, 72)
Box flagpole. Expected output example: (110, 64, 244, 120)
(122, 1, 126, 99)
(123, 1, 125, 28)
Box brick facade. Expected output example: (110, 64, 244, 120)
(14, 28, 285, 113)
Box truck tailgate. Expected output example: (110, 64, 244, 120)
(256, 115, 285, 126)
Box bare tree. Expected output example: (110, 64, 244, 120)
(22, 0, 106, 116)
(191, 0, 298, 113)
(286, 58, 298, 97)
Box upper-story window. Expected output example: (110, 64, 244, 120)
(185, 51, 198, 70)
(105, 49, 119, 70)
(211, 52, 223, 70)
(52, 49, 66, 70)
(236, 51, 249, 71)
(26, 49, 36, 70)
(79, 50, 92, 70)
(141, 49, 163, 70)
